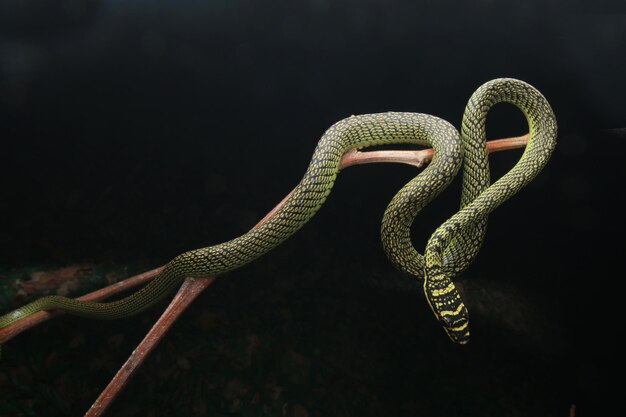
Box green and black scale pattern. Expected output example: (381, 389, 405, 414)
(0, 78, 557, 350)
(0, 112, 463, 332)
(422, 78, 557, 343)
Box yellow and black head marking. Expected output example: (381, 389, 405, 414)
(424, 274, 470, 344)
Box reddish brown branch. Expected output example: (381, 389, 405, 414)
(85, 132, 530, 415)
(0, 267, 164, 344)
(341, 148, 432, 168)
(0, 133, 529, 346)
(484, 134, 529, 153)
(252, 189, 294, 231)
(0, 133, 529, 417)
(84, 276, 215, 417)
(340, 133, 529, 169)
(255, 134, 528, 231)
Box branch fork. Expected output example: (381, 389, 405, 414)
(0, 134, 528, 416)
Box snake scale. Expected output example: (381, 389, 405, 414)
(0, 78, 556, 353)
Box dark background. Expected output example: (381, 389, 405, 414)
(0, 1, 625, 416)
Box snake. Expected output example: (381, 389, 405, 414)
(420, 78, 557, 343)
(0, 78, 556, 353)
(0, 110, 465, 355)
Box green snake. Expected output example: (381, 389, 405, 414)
(421, 78, 557, 343)
(0, 78, 556, 352)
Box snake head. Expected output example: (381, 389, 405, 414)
(424, 276, 470, 345)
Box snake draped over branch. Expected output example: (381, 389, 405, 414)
(0, 78, 556, 354)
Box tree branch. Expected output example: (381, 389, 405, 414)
(339, 133, 529, 169)
(84, 276, 216, 417)
(0, 134, 528, 346)
(254, 134, 528, 230)
(0, 133, 529, 417)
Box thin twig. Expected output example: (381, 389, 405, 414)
(85, 276, 216, 417)
(0, 267, 164, 344)
(340, 133, 529, 169)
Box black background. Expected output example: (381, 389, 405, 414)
(0, 1, 625, 416)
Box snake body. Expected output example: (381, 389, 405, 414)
(422, 78, 557, 343)
(0, 78, 557, 350)
(0, 113, 463, 330)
